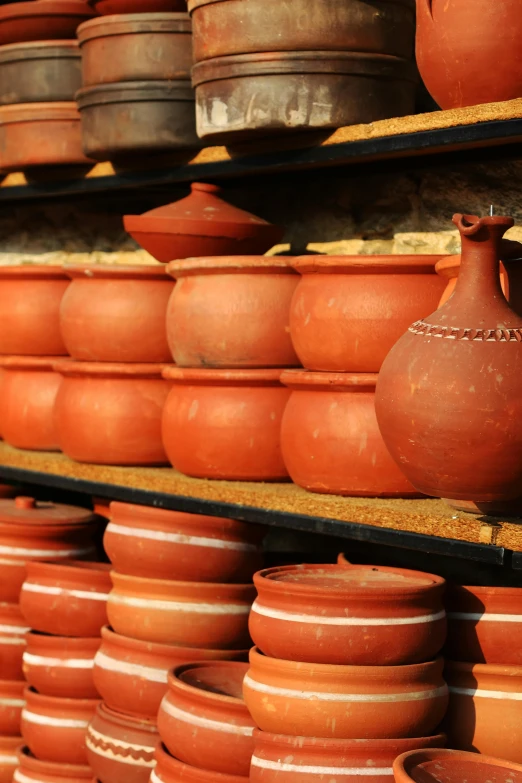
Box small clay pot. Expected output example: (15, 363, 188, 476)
(90, 0, 186, 13)
(158, 662, 255, 775)
(280, 371, 420, 497)
(93, 625, 248, 719)
(60, 265, 174, 363)
(0, 41, 81, 104)
(20, 560, 111, 637)
(86, 702, 158, 783)
(21, 687, 99, 765)
(289, 256, 446, 372)
(0, 737, 22, 783)
(104, 501, 264, 582)
(0, 603, 29, 680)
(53, 361, 171, 466)
(0, 356, 63, 452)
(16, 745, 95, 783)
(244, 647, 448, 739)
(162, 368, 291, 480)
(0, 265, 68, 355)
(166, 257, 299, 368)
(393, 748, 522, 783)
(0, 679, 25, 735)
(0, 0, 94, 45)
(108, 571, 254, 648)
(23, 632, 100, 699)
(153, 742, 249, 783)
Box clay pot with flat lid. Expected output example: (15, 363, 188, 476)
(23, 631, 100, 698)
(154, 742, 249, 783)
(124, 183, 284, 263)
(280, 371, 419, 496)
(394, 748, 522, 783)
(0, 41, 81, 104)
(16, 746, 95, 783)
(89, 0, 186, 13)
(60, 265, 173, 362)
(0, 737, 22, 783)
(0, 680, 25, 734)
(0, 0, 94, 45)
(166, 257, 299, 368)
(0, 603, 28, 680)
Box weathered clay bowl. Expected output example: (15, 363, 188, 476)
(154, 742, 249, 783)
(16, 746, 95, 783)
(23, 631, 100, 698)
(394, 748, 522, 783)
(0, 737, 22, 783)
(0, 0, 94, 45)
(0, 679, 25, 734)
(0, 603, 29, 680)
(89, 0, 186, 13)
(0, 40, 81, 104)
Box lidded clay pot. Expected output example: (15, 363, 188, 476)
(0, 0, 94, 45)
(0, 679, 25, 734)
(23, 631, 100, 699)
(280, 371, 419, 496)
(0, 602, 28, 680)
(393, 748, 522, 783)
(16, 745, 95, 783)
(0, 737, 22, 783)
(158, 662, 255, 776)
(250, 564, 446, 666)
(375, 213, 522, 502)
(153, 742, 249, 783)
(0, 41, 81, 104)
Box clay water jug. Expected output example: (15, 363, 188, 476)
(375, 213, 522, 502)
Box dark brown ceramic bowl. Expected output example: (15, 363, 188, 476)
(0, 41, 81, 104)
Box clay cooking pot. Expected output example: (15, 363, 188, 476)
(23, 631, 100, 698)
(0, 41, 81, 104)
(153, 742, 249, 783)
(393, 748, 522, 783)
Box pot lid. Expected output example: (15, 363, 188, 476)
(281, 370, 378, 392)
(0, 265, 67, 279)
(292, 255, 445, 275)
(0, 0, 93, 19)
(77, 12, 191, 42)
(171, 661, 249, 702)
(167, 256, 295, 277)
(162, 367, 283, 386)
(54, 360, 170, 378)
(0, 356, 67, 371)
(76, 80, 194, 108)
(0, 40, 80, 63)
(256, 564, 443, 592)
(394, 749, 522, 783)
(64, 263, 169, 280)
(0, 496, 95, 526)
(0, 101, 80, 123)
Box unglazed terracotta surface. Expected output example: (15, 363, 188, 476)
(0, 737, 22, 783)
(153, 742, 249, 783)
(0, 679, 25, 734)
(23, 631, 100, 698)
(0, 0, 94, 45)
(16, 746, 95, 783)
(394, 748, 522, 783)
(0, 602, 29, 680)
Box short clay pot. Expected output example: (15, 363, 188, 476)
(20, 560, 111, 637)
(244, 647, 448, 739)
(93, 625, 248, 719)
(280, 372, 420, 497)
(0, 737, 22, 783)
(0, 679, 25, 735)
(0, 41, 81, 104)
(0, 1, 94, 45)
(154, 742, 249, 783)
(104, 501, 264, 582)
(23, 632, 100, 699)
(393, 748, 522, 783)
(250, 564, 446, 666)
(60, 265, 174, 363)
(15, 746, 95, 783)
(162, 368, 291, 480)
(0, 603, 29, 680)
(108, 571, 254, 648)
(0, 265, 68, 355)
(86, 702, 158, 783)
(158, 662, 255, 775)
(53, 362, 171, 466)
(89, 0, 186, 13)
(21, 687, 99, 765)
(0, 356, 63, 452)
(289, 256, 446, 372)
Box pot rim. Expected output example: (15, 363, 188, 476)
(0, 355, 66, 371)
(446, 583, 522, 599)
(251, 729, 447, 752)
(0, 679, 25, 694)
(0, 102, 81, 124)
(24, 685, 100, 711)
(0, 39, 80, 63)
(434, 255, 460, 279)
(281, 370, 378, 391)
(17, 745, 94, 778)
(394, 748, 522, 782)
(162, 367, 284, 386)
(100, 624, 249, 658)
(25, 559, 112, 587)
(54, 360, 170, 379)
(0, 264, 68, 279)
(63, 263, 170, 280)
(0, 496, 95, 527)
(0, 737, 22, 751)
(25, 630, 101, 651)
(168, 661, 249, 707)
(77, 12, 191, 41)
(124, 214, 280, 241)
(0, 0, 93, 21)
(110, 570, 255, 595)
(76, 81, 195, 107)
(292, 255, 447, 275)
(444, 660, 522, 676)
(155, 742, 248, 783)
(188, 0, 414, 10)
(167, 256, 296, 277)
(94, 700, 159, 733)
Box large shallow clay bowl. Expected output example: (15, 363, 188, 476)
(162, 368, 291, 480)
(166, 257, 299, 368)
(250, 564, 446, 666)
(0, 602, 29, 680)
(108, 571, 254, 647)
(60, 265, 173, 362)
(104, 501, 264, 581)
(124, 183, 284, 263)
(53, 361, 171, 466)
(158, 662, 255, 775)
(86, 701, 158, 783)
(16, 746, 95, 783)
(93, 625, 248, 718)
(0, 265, 68, 355)
(244, 647, 448, 739)
(0, 41, 81, 104)
(23, 631, 100, 698)
(0, 679, 25, 735)
(20, 560, 111, 637)
(280, 371, 420, 497)
(90, 0, 186, 13)
(393, 748, 522, 783)
(0, 737, 22, 783)
(0, 0, 94, 45)
(154, 741, 249, 783)
(289, 255, 446, 372)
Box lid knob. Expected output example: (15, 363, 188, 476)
(15, 496, 36, 510)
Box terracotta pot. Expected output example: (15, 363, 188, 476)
(124, 183, 284, 264)
(162, 368, 290, 480)
(108, 571, 254, 647)
(53, 361, 171, 466)
(0, 265, 68, 355)
(290, 255, 445, 372)
(250, 564, 446, 666)
(376, 213, 522, 502)
(0, 496, 98, 604)
(251, 731, 446, 783)
(0, 41, 81, 104)
(244, 647, 448, 739)
(394, 748, 522, 783)
(15, 746, 95, 783)
(86, 702, 158, 783)
(0, 680, 25, 735)
(93, 625, 248, 718)
(92, 497, 111, 519)
(0, 0, 94, 45)
(158, 662, 255, 775)
(104, 501, 264, 581)
(22, 687, 99, 765)
(0, 603, 29, 680)
(0, 737, 21, 783)
(280, 371, 420, 497)
(60, 265, 173, 363)
(166, 257, 299, 368)
(0, 356, 62, 452)
(20, 560, 111, 637)
(23, 632, 100, 699)
(90, 0, 186, 13)
(153, 742, 249, 783)
(77, 13, 192, 86)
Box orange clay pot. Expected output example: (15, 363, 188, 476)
(15, 746, 95, 783)
(0, 737, 22, 783)
(158, 662, 255, 776)
(0, 603, 29, 680)
(107, 571, 254, 648)
(289, 255, 445, 372)
(60, 265, 174, 363)
(104, 501, 264, 582)
(23, 632, 100, 699)
(394, 748, 522, 783)
(0, 679, 25, 734)
(244, 647, 448, 739)
(20, 560, 111, 637)
(166, 257, 299, 368)
(162, 368, 291, 480)
(0, 266, 68, 355)
(0, 356, 63, 452)
(93, 625, 248, 719)
(53, 361, 171, 466)
(21, 687, 99, 765)
(250, 564, 446, 666)
(280, 371, 420, 497)
(154, 742, 249, 783)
